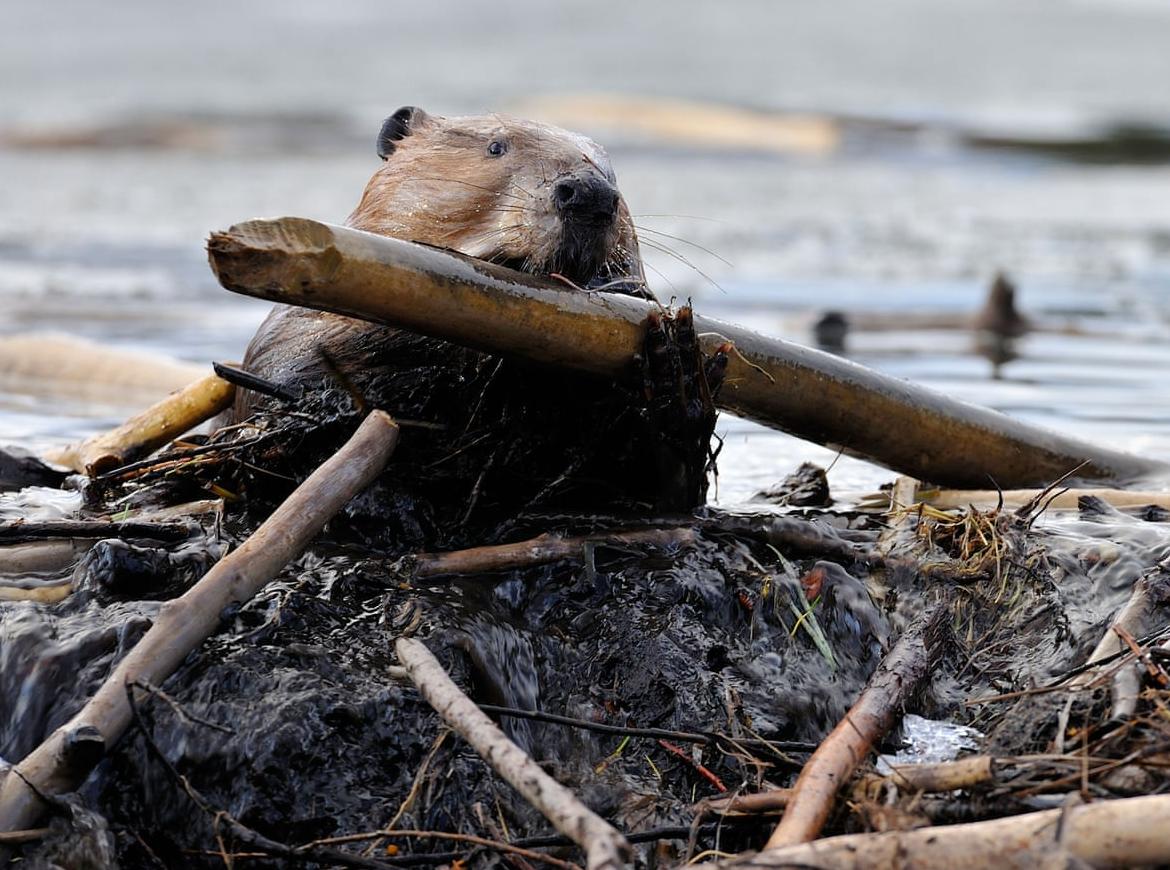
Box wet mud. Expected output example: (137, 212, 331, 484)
(5, 450, 1170, 866)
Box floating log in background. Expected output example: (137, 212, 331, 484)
(0, 410, 399, 835)
(208, 217, 1165, 489)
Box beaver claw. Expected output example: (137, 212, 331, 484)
(636, 307, 728, 510)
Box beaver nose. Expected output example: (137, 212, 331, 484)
(552, 173, 619, 223)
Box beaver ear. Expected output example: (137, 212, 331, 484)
(377, 106, 430, 159)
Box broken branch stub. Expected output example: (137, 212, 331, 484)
(208, 217, 1165, 488)
(0, 410, 400, 835)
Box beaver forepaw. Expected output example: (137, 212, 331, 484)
(638, 306, 727, 510)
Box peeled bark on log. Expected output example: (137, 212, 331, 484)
(765, 607, 945, 849)
(207, 218, 1164, 489)
(411, 527, 695, 577)
(45, 371, 235, 476)
(396, 637, 631, 870)
(0, 410, 399, 835)
(717, 793, 1170, 869)
(904, 487, 1170, 513)
(887, 755, 995, 792)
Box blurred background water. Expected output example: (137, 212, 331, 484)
(3, 0, 1170, 502)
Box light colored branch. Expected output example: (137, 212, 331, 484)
(0, 410, 399, 834)
(45, 371, 235, 476)
(697, 788, 792, 817)
(716, 793, 1170, 869)
(886, 755, 994, 792)
(914, 487, 1170, 512)
(395, 637, 631, 870)
(0, 580, 73, 604)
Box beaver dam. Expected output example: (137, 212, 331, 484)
(5, 219, 1170, 868)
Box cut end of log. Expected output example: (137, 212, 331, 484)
(207, 217, 343, 298)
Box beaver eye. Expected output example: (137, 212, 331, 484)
(487, 140, 508, 157)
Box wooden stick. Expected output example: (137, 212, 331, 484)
(0, 540, 87, 575)
(207, 217, 1165, 488)
(765, 608, 945, 849)
(45, 371, 236, 476)
(396, 637, 631, 870)
(876, 475, 922, 561)
(699, 513, 869, 562)
(0, 410, 399, 834)
(697, 787, 792, 817)
(887, 755, 995, 792)
(716, 793, 1170, 869)
(0, 828, 49, 845)
(0, 520, 191, 543)
(412, 527, 694, 577)
(0, 580, 73, 604)
(914, 487, 1170, 512)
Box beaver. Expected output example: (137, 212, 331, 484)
(230, 107, 721, 550)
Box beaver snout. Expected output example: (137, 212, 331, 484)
(552, 171, 619, 225)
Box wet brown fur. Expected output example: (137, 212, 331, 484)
(347, 110, 644, 286)
(228, 111, 705, 547)
(237, 110, 648, 417)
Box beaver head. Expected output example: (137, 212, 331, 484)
(347, 106, 646, 294)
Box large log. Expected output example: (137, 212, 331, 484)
(208, 217, 1166, 489)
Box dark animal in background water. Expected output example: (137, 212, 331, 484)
(974, 272, 1030, 339)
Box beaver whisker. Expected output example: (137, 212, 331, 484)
(502, 180, 535, 201)
(638, 237, 727, 294)
(454, 227, 526, 249)
(580, 152, 610, 179)
(640, 258, 679, 297)
(634, 224, 733, 267)
(475, 204, 528, 216)
(458, 224, 521, 240)
(631, 213, 727, 224)
(589, 275, 649, 293)
(402, 177, 529, 202)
